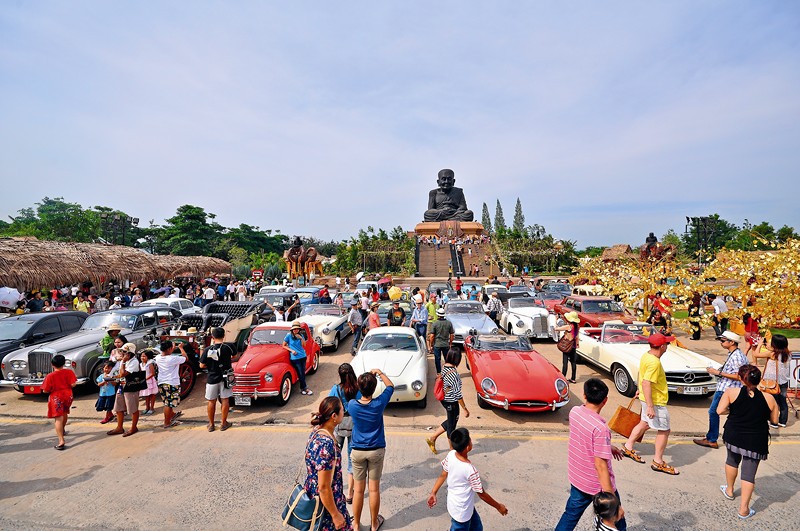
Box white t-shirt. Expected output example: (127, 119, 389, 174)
(203, 287, 215, 300)
(155, 354, 186, 386)
(124, 358, 141, 374)
(442, 450, 483, 523)
(275, 311, 287, 322)
(712, 298, 728, 315)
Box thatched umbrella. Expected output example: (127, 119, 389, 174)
(152, 255, 232, 278)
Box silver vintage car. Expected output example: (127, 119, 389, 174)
(444, 300, 499, 345)
(0, 307, 181, 395)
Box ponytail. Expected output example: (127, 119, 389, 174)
(310, 396, 342, 426)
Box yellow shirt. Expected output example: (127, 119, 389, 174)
(75, 300, 90, 313)
(638, 351, 668, 406)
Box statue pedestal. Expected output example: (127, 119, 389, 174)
(414, 221, 484, 238)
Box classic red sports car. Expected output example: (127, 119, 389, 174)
(231, 322, 320, 406)
(463, 334, 570, 412)
(554, 295, 633, 327)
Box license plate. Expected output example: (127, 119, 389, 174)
(683, 387, 703, 395)
(234, 396, 252, 406)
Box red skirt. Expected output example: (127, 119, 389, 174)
(47, 390, 73, 418)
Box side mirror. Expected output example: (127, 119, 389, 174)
(32, 333, 46, 341)
(149, 328, 157, 335)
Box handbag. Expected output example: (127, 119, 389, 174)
(122, 369, 147, 392)
(332, 386, 353, 438)
(557, 331, 575, 353)
(757, 359, 780, 395)
(608, 397, 644, 442)
(281, 430, 332, 531)
(434, 375, 445, 401)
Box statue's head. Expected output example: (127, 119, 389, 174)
(437, 169, 455, 192)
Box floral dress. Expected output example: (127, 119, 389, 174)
(304, 428, 352, 531)
(42, 369, 77, 418)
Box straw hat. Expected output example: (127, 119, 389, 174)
(187, 327, 198, 334)
(564, 311, 580, 324)
(108, 323, 122, 331)
(290, 321, 302, 330)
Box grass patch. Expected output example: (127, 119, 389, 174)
(672, 310, 688, 319)
(771, 328, 800, 339)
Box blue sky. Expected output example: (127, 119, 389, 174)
(2, 2, 799, 247)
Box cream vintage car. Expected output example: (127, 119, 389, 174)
(499, 296, 559, 340)
(297, 304, 351, 352)
(576, 321, 720, 397)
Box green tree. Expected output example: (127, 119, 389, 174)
(390, 226, 407, 241)
(576, 246, 605, 258)
(481, 203, 492, 234)
(494, 200, 506, 232)
(513, 198, 525, 233)
(680, 214, 739, 259)
(160, 205, 222, 256)
(777, 225, 798, 243)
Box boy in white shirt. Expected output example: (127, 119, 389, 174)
(428, 428, 508, 530)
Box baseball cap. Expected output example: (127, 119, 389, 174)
(648, 333, 674, 348)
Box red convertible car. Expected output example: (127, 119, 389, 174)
(464, 334, 570, 412)
(231, 322, 321, 406)
(554, 295, 633, 328)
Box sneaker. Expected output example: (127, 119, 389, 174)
(301, 389, 313, 395)
(769, 422, 780, 429)
(778, 423, 787, 428)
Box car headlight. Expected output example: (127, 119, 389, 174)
(64, 359, 76, 369)
(516, 320, 524, 328)
(6, 372, 13, 379)
(11, 360, 27, 370)
(411, 380, 423, 391)
(322, 327, 330, 335)
(555, 379, 569, 397)
(264, 372, 273, 383)
(481, 377, 498, 396)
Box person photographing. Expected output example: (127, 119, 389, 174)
(199, 327, 236, 432)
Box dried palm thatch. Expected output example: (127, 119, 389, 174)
(601, 244, 635, 261)
(0, 238, 231, 290)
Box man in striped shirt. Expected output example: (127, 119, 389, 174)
(555, 378, 626, 531)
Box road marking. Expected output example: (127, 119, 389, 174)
(3, 417, 799, 444)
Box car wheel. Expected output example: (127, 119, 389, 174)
(416, 393, 427, 409)
(179, 363, 196, 399)
(612, 364, 636, 397)
(307, 350, 320, 375)
(276, 373, 292, 406)
(331, 333, 340, 352)
(89, 361, 105, 389)
(477, 393, 492, 410)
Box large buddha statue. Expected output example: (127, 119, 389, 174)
(423, 169, 474, 222)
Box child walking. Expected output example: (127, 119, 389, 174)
(593, 492, 624, 530)
(41, 354, 77, 450)
(428, 427, 508, 530)
(139, 350, 158, 415)
(95, 361, 116, 424)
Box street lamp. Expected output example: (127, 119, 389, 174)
(98, 212, 138, 245)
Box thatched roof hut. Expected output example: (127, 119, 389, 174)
(0, 238, 231, 290)
(601, 244, 635, 261)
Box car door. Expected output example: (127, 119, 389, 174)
(27, 317, 62, 346)
(58, 314, 86, 336)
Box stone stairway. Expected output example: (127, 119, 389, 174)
(417, 240, 495, 277)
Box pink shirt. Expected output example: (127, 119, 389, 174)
(567, 405, 616, 495)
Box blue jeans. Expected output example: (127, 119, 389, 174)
(555, 485, 626, 531)
(414, 322, 427, 340)
(433, 346, 448, 374)
(706, 390, 723, 443)
(350, 326, 362, 353)
(291, 357, 308, 391)
(451, 508, 482, 531)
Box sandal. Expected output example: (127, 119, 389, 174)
(425, 438, 437, 455)
(208, 424, 216, 432)
(719, 485, 734, 500)
(372, 514, 385, 531)
(651, 460, 679, 475)
(54, 443, 65, 451)
(620, 446, 644, 463)
(122, 428, 138, 437)
(106, 429, 124, 436)
(738, 508, 756, 519)
(220, 422, 232, 432)
(346, 496, 353, 505)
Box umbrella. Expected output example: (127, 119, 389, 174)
(0, 287, 22, 309)
(151, 287, 170, 295)
(355, 271, 364, 282)
(377, 277, 392, 285)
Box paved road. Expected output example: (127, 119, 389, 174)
(1, 417, 798, 530)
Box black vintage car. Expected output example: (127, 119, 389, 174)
(0, 312, 88, 367)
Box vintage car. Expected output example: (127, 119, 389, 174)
(376, 300, 413, 326)
(137, 297, 202, 316)
(0, 311, 87, 365)
(298, 304, 351, 351)
(543, 282, 573, 296)
(294, 287, 322, 306)
(255, 292, 301, 322)
(355, 280, 379, 294)
(499, 297, 558, 340)
(257, 285, 287, 295)
(444, 300, 499, 344)
(554, 295, 633, 328)
(351, 326, 428, 408)
(1, 307, 184, 395)
(464, 333, 570, 412)
(482, 285, 508, 298)
(427, 281, 454, 297)
(460, 281, 482, 295)
(231, 321, 321, 406)
(534, 291, 565, 311)
(576, 321, 720, 397)
(572, 284, 606, 296)
(532, 275, 571, 291)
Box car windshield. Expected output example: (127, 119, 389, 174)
(361, 334, 418, 351)
(508, 286, 529, 292)
(356, 283, 374, 291)
(602, 323, 656, 344)
(508, 298, 542, 309)
(0, 319, 35, 340)
(265, 294, 290, 305)
(538, 292, 564, 300)
(544, 283, 571, 292)
(81, 312, 137, 331)
(377, 301, 411, 315)
(446, 302, 484, 314)
(301, 305, 342, 317)
(250, 328, 288, 345)
(295, 292, 315, 300)
(462, 284, 481, 292)
(473, 336, 532, 351)
(484, 286, 508, 294)
(582, 300, 625, 313)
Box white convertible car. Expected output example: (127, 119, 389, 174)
(499, 297, 558, 340)
(297, 304, 351, 352)
(576, 321, 720, 397)
(351, 327, 428, 408)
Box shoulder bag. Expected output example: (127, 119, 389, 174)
(557, 330, 575, 353)
(757, 358, 780, 395)
(608, 397, 644, 442)
(281, 430, 332, 531)
(434, 375, 445, 401)
(122, 368, 147, 393)
(333, 386, 353, 439)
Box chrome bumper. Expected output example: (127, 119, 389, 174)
(481, 395, 570, 411)
(0, 377, 89, 387)
(232, 389, 279, 398)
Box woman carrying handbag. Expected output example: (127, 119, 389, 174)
(555, 312, 581, 383)
(328, 364, 360, 504)
(425, 348, 469, 454)
(752, 334, 792, 428)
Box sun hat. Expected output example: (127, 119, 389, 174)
(564, 311, 580, 324)
(647, 333, 675, 348)
(717, 330, 741, 343)
(187, 327, 198, 334)
(436, 308, 446, 317)
(290, 321, 302, 330)
(108, 323, 123, 331)
(120, 342, 137, 354)
(350, 299, 359, 306)
(370, 301, 379, 308)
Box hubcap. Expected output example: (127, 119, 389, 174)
(614, 369, 628, 392)
(282, 378, 290, 400)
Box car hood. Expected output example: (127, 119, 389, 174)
(298, 315, 339, 329)
(448, 314, 496, 334)
(602, 343, 715, 371)
(234, 344, 288, 373)
(352, 349, 418, 377)
(506, 308, 549, 318)
(478, 349, 560, 385)
(4, 328, 114, 360)
(585, 312, 632, 323)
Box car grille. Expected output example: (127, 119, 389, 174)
(393, 384, 407, 391)
(453, 334, 464, 342)
(233, 374, 261, 388)
(665, 372, 713, 385)
(28, 350, 53, 377)
(509, 400, 549, 408)
(530, 315, 547, 336)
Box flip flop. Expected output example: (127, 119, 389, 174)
(164, 420, 181, 429)
(122, 428, 138, 437)
(372, 514, 385, 531)
(425, 438, 437, 455)
(651, 460, 679, 475)
(220, 422, 231, 432)
(106, 429, 124, 436)
(620, 446, 644, 463)
(719, 485, 734, 500)
(738, 508, 756, 519)
(346, 496, 353, 505)
(54, 444, 65, 451)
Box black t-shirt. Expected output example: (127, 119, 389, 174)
(388, 307, 406, 326)
(200, 342, 234, 384)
